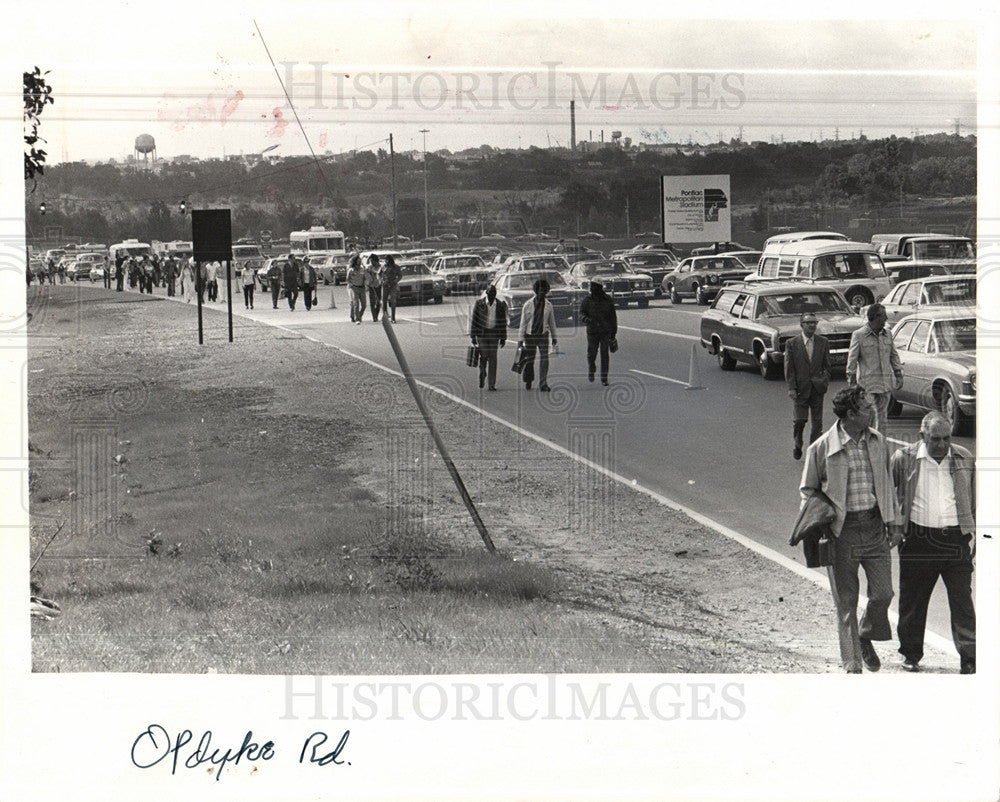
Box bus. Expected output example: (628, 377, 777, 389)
(289, 226, 347, 261)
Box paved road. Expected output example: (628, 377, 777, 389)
(105, 281, 978, 660)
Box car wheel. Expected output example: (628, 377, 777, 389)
(433, 295, 443, 304)
(938, 383, 969, 435)
(846, 288, 873, 309)
(637, 298, 649, 308)
(755, 347, 778, 379)
(695, 284, 708, 305)
(716, 342, 736, 371)
(887, 396, 903, 417)
(669, 285, 681, 305)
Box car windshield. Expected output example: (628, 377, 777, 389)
(756, 291, 852, 317)
(925, 280, 976, 304)
(627, 254, 675, 267)
(522, 257, 568, 271)
(400, 264, 430, 276)
(695, 258, 742, 271)
(506, 271, 568, 289)
(913, 241, 975, 260)
(933, 319, 977, 351)
(446, 257, 484, 268)
(579, 262, 630, 276)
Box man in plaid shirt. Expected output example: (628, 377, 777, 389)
(800, 386, 903, 674)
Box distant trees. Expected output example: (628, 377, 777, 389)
(24, 67, 54, 186)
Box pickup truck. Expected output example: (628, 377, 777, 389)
(870, 233, 976, 283)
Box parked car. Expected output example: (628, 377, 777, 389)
(306, 253, 350, 284)
(430, 253, 495, 295)
(721, 250, 763, 268)
(689, 241, 753, 256)
(565, 260, 655, 307)
(66, 252, 107, 281)
(700, 281, 863, 379)
(578, 231, 604, 240)
(888, 309, 976, 435)
(871, 233, 977, 283)
(395, 260, 445, 305)
(504, 254, 572, 275)
(748, 240, 892, 309)
(256, 256, 291, 292)
(869, 275, 976, 327)
(612, 251, 679, 296)
(661, 255, 752, 305)
(490, 269, 587, 329)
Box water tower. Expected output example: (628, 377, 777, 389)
(134, 134, 157, 169)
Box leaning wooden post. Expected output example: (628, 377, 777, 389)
(380, 315, 495, 552)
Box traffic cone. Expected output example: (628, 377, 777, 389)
(685, 342, 705, 390)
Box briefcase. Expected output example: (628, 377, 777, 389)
(511, 347, 525, 373)
(466, 345, 479, 367)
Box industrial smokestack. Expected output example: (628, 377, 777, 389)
(570, 100, 576, 151)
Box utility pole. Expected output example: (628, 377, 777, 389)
(389, 133, 398, 247)
(419, 128, 429, 240)
(625, 195, 631, 239)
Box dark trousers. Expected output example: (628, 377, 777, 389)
(793, 388, 825, 449)
(478, 337, 500, 389)
(243, 284, 255, 308)
(301, 284, 315, 310)
(368, 286, 382, 320)
(208, 279, 218, 302)
(103, 271, 112, 288)
(270, 281, 281, 308)
(830, 508, 894, 671)
(521, 334, 549, 388)
(586, 333, 610, 381)
(286, 286, 298, 309)
(167, 277, 176, 296)
(898, 523, 975, 668)
(116, 273, 124, 291)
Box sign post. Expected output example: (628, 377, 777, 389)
(191, 209, 234, 343)
(660, 175, 732, 245)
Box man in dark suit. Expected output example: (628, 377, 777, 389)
(785, 312, 832, 460)
(469, 285, 508, 391)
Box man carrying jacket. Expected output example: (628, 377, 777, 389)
(283, 256, 300, 310)
(516, 278, 558, 392)
(470, 284, 508, 391)
(579, 281, 617, 386)
(800, 385, 903, 673)
(785, 312, 832, 460)
(891, 411, 975, 674)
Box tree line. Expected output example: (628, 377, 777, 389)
(26, 134, 976, 244)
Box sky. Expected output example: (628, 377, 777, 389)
(7, 7, 979, 164)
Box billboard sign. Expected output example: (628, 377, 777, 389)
(660, 175, 732, 243)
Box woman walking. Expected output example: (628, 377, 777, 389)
(579, 281, 618, 386)
(180, 259, 196, 303)
(346, 254, 367, 324)
(241, 261, 256, 309)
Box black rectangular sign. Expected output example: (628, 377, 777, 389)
(191, 209, 233, 263)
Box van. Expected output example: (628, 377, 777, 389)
(750, 240, 892, 309)
(762, 231, 848, 250)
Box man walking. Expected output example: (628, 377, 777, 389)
(300, 258, 317, 311)
(800, 386, 902, 673)
(846, 303, 903, 434)
(283, 256, 300, 310)
(891, 412, 976, 673)
(785, 312, 832, 460)
(346, 254, 367, 324)
(242, 260, 257, 309)
(365, 254, 382, 322)
(380, 255, 402, 323)
(579, 281, 617, 386)
(267, 259, 283, 309)
(517, 278, 558, 392)
(470, 285, 508, 391)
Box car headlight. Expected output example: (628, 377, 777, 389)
(963, 372, 976, 394)
(708, 274, 719, 284)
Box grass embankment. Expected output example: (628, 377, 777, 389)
(27, 287, 674, 673)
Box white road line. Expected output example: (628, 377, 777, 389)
(226, 307, 958, 658)
(630, 368, 689, 387)
(618, 324, 701, 342)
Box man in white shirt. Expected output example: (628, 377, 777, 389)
(890, 411, 976, 673)
(517, 278, 558, 391)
